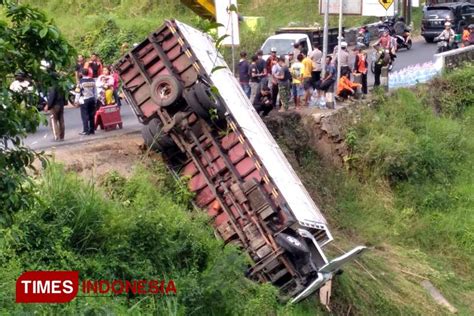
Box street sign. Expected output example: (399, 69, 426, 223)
(320, 0, 363, 15)
(363, 0, 395, 16)
(378, 0, 394, 11)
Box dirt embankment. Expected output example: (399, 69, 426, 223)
(264, 105, 364, 168)
(41, 133, 147, 178)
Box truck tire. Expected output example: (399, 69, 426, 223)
(275, 233, 310, 255)
(141, 117, 175, 152)
(150, 75, 183, 107)
(187, 83, 226, 121)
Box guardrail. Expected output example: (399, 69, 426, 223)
(389, 45, 474, 89)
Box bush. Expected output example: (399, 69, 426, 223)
(0, 163, 279, 314)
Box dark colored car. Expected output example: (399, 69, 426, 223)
(422, 2, 474, 42)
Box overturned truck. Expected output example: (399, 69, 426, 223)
(114, 20, 366, 303)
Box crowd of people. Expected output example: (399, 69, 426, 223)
(238, 41, 372, 117)
(74, 53, 122, 136)
(39, 53, 122, 141)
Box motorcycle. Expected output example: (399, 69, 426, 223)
(68, 83, 80, 106)
(434, 36, 458, 53)
(394, 28, 413, 51)
(370, 49, 394, 74)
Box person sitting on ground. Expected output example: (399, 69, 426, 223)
(253, 86, 273, 117)
(337, 70, 362, 100)
(314, 56, 336, 100)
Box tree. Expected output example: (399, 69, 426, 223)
(0, 1, 74, 224)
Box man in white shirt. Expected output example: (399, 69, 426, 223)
(308, 45, 323, 88)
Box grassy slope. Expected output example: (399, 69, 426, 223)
(290, 68, 474, 315)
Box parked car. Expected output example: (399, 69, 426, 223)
(260, 27, 340, 60)
(422, 2, 474, 42)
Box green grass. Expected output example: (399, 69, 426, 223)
(17, 0, 387, 66)
(278, 66, 474, 315)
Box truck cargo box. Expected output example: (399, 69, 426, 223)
(114, 19, 365, 304)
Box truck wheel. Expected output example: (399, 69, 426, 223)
(150, 75, 182, 107)
(187, 83, 226, 121)
(141, 117, 175, 152)
(275, 233, 310, 255)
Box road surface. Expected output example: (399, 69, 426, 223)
(24, 104, 140, 151)
(25, 39, 438, 150)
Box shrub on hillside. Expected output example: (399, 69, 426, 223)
(0, 163, 279, 314)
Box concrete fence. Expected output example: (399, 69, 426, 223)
(344, 22, 381, 45)
(389, 45, 474, 89)
(433, 45, 474, 70)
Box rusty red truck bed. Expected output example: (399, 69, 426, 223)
(114, 19, 365, 303)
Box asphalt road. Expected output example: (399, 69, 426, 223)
(24, 103, 140, 151)
(366, 38, 437, 85)
(25, 38, 437, 150)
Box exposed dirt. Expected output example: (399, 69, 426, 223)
(42, 133, 148, 179)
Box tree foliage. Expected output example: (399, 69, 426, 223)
(0, 1, 74, 222)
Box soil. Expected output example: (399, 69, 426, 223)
(41, 133, 149, 179)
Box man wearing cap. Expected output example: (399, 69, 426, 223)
(285, 51, 295, 68)
(266, 47, 278, 85)
(436, 22, 455, 49)
(308, 45, 322, 89)
(334, 42, 351, 78)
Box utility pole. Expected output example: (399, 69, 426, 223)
(336, 0, 343, 88)
(321, 0, 330, 78)
(407, 0, 412, 25)
(229, 0, 235, 75)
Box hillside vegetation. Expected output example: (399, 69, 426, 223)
(20, 0, 382, 65)
(272, 66, 474, 315)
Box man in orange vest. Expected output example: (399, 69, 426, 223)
(353, 46, 368, 94)
(337, 69, 362, 100)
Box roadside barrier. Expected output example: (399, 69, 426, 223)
(389, 45, 474, 90)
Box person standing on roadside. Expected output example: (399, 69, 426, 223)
(290, 54, 304, 109)
(79, 68, 97, 135)
(44, 73, 67, 141)
(292, 42, 301, 58)
(353, 46, 368, 94)
(249, 55, 261, 104)
(334, 42, 351, 78)
(266, 47, 278, 87)
(110, 65, 122, 107)
(301, 50, 313, 107)
(238, 51, 251, 98)
(256, 49, 268, 88)
(87, 53, 103, 79)
(75, 55, 85, 84)
(270, 58, 280, 109)
(276, 57, 291, 112)
(309, 45, 322, 89)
